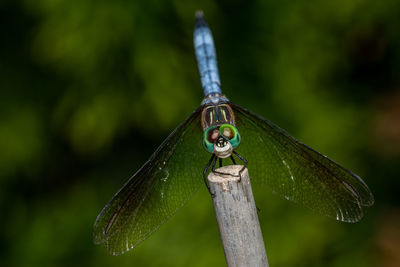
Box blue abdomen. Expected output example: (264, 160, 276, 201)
(194, 12, 222, 97)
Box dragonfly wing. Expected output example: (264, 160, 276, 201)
(231, 103, 374, 222)
(93, 107, 208, 255)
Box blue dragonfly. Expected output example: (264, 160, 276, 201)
(93, 11, 374, 255)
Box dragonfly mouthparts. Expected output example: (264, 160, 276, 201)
(214, 136, 233, 158)
(216, 136, 228, 147)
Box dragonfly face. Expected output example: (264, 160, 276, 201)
(203, 123, 241, 158)
(201, 102, 241, 158)
(93, 11, 374, 256)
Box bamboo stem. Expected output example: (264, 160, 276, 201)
(208, 165, 269, 267)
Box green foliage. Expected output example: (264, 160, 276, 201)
(1, 0, 399, 266)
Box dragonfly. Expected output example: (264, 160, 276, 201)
(93, 11, 374, 255)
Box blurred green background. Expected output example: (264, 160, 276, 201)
(1, 0, 399, 266)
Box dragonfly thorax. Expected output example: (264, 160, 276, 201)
(201, 102, 235, 131)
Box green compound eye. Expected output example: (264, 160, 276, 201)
(219, 124, 241, 148)
(203, 126, 219, 153)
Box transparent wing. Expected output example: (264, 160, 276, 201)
(93, 107, 209, 255)
(231, 103, 374, 222)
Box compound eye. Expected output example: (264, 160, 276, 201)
(219, 124, 241, 148)
(219, 124, 236, 139)
(207, 128, 220, 143)
(222, 127, 234, 139)
(203, 126, 219, 153)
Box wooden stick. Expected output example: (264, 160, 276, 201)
(208, 165, 269, 267)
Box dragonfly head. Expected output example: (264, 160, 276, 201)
(203, 124, 241, 158)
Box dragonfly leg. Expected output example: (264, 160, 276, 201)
(203, 154, 216, 197)
(232, 151, 248, 183)
(212, 156, 237, 178)
(211, 153, 246, 184)
(212, 156, 223, 174)
(230, 155, 237, 165)
(233, 151, 248, 168)
(211, 154, 218, 171)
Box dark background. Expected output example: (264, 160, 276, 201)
(1, 0, 399, 266)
